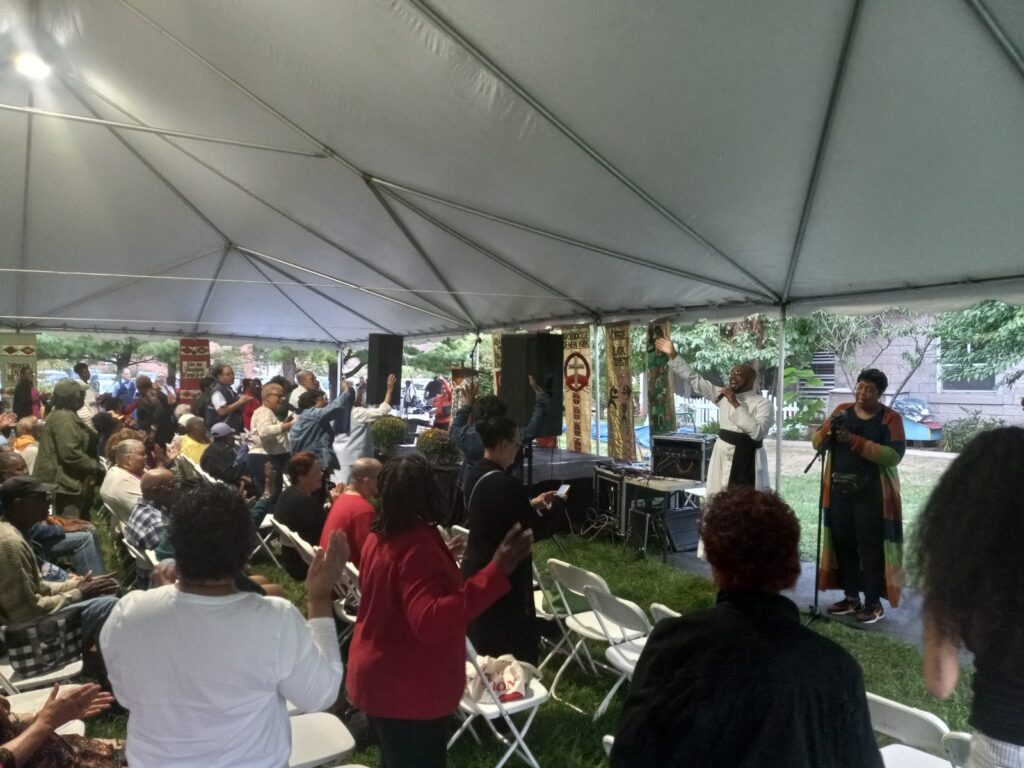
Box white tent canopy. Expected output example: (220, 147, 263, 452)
(2, 0, 1023, 346)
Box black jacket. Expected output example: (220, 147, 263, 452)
(460, 459, 556, 664)
(611, 590, 883, 768)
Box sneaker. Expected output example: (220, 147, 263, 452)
(855, 604, 885, 624)
(827, 597, 863, 615)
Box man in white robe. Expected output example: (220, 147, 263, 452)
(655, 338, 774, 496)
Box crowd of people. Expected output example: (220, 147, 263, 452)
(0, 354, 1020, 768)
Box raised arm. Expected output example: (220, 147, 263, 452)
(654, 337, 719, 402)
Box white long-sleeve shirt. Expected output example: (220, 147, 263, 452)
(100, 586, 343, 768)
(250, 405, 290, 455)
(667, 357, 774, 494)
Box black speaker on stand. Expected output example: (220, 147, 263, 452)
(499, 333, 563, 437)
(367, 334, 403, 407)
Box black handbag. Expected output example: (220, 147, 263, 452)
(830, 471, 870, 497)
(3, 609, 83, 678)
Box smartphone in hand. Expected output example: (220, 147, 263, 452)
(555, 483, 571, 499)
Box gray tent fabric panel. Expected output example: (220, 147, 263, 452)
(1, 0, 1023, 344)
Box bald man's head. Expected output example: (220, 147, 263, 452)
(141, 468, 177, 508)
(0, 451, 28, 481)
(728, 364, 757, 394)
(348, 457, 382, 500)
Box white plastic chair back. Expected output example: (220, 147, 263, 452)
(866, 692, 950, 752)
(272, 519, 316, 565)
(584, 585, 651, 645)
(452, 524, 470, 539)
(436, 525, 452, 543)
(942, 731, 971, 767)
(546, 558, 610, 612)
(650, 602, 681, 623)
(602, 735, 615, 756)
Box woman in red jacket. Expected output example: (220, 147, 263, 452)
(347, 453, 532, 768)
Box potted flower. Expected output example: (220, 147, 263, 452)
(416, 428, 463, 466)
(370, 415, 408, 459)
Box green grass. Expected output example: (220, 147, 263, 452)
(775, 475, 937, 560)
(85, 512, 972, 767)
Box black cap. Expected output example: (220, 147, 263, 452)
(0, 476, 57, 508)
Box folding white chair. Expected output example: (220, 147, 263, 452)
(5, 686, 86, 735)
(448, 638, 549, 768)
(182, 455, 219, 485)
(602, 734, 615, 756)
(436, 524, 452, 543)
(287, 712, 356, 768)
(120, 530, 156, 586)
(452, 524, 470, 539)
(584, 585, 652, 720)
(650, 602, 681, 623)
(272, 518, 316, 565)
(254, 513, 284, 569)
(333, 562, 361, 645)
(942, 732, 971, 767)
(866, 692, 951, 767)
(0, 658, 84, 695)
(531, 563, 574, 674)
(546, 559, 641, 705)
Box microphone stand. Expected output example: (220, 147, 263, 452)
(804, 431, 833, 626)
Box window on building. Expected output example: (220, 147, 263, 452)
(939, 341, 997, 391)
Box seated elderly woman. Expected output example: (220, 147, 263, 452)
(612, 487, 882, 768)
(100, 483, 348, 768)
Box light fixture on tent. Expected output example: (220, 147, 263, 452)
(13, 51, 50, 79)
(0, 0, 81, 79)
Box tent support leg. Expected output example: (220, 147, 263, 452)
(775, 305, 787, 493)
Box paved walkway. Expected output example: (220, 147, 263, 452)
(666, 552, 925, 647)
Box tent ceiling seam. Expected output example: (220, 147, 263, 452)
(194, 245, 233, 334)
(0, 103, 325, 158)
(242, 254, 342, 344)
(17, 89, 35, 320)
(791, 271, 1024, 305)
(781, 0, 863, 302)
(366, 180, 478, 329)
(382, 186, 598, 318)
(59, 76, 233, 243)
(72, 80, 469, 328)
(113, 0, 354, 169)
(407, 0, 780, 301)
(19, 248, 225, 330)
(234, 247, 398, 335)
(371, 177, 770, 300)
(965, 0, 1024, 83)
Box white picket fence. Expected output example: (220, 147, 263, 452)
(674, 394, 799, 431)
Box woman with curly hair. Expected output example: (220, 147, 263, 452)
(913, 427, 1024, 767)
(612, 487, 881, 768)
(347, 454, 533, 768)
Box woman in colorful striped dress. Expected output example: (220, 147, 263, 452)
(812, 368, 905, 624)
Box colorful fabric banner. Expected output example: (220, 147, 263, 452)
(1, 333, 36, 397)
(561, 326, 593, 454)
(491, 333, 503, 394)
(646, 319, 676, 435)
(604, 322, 636, 461)
(178, 338, 211, 406)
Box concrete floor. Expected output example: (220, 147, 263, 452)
(666, 552, 926, 647)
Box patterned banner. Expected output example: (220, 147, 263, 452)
(646, 319, 676, 435)
(179, 338, 211, 406)
(491, 333, 502, 394)
(561, 326, 593, 454)
(604, 322, 636, 461)
(1, 334, 37, 398)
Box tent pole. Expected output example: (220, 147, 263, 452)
(775, 305, 788, 492)
(0, 103, 325, 158)
(592, 323, 601, 457)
